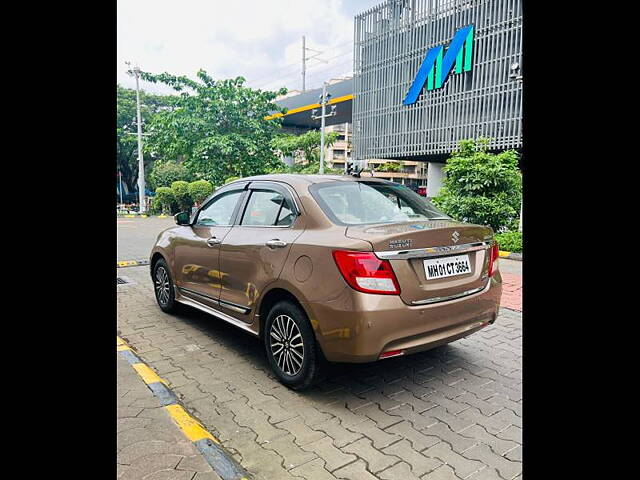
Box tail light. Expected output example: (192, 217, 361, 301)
(332, 250, 401, 295)
(488, 241, 500, 277)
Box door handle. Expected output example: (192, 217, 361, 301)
(266, 239, 287, 249)
(206, 237, 221, 247)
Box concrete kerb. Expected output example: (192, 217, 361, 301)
(117, 336, 252, 480)
(498, 251, 523, 261)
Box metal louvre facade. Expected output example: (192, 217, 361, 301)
(352, 0, 522, 161)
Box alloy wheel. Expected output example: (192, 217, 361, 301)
(269, 314, 305, 376)
(155, 266, 171, 306)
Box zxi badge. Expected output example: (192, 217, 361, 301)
(451, 231, 460, 243)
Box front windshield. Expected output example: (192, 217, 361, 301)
(310, 181, 450, 226)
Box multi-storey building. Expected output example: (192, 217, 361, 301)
(324, 123, 428, 190)
(268, 0, 522, 197)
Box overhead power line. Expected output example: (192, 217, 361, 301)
(250, 38, 354, 91)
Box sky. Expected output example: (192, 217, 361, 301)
(117, 0, 382, 95)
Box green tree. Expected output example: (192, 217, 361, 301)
(271, 130, 339, 166)
(117, 84, 173, 193)
(432, 138, 522, 232)
(375, 161, 403, 172)
(148, 160, 192, 189)
(188, 180, 213, 205)
(171, 181, 192, 211)
(154, 187, 177, 214)
(136, 69, 287, 186)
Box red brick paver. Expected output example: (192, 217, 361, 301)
(500, 272, 522, 312)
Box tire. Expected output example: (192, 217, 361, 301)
(153, 258, 180, 313)
(264, 301, 321, 390)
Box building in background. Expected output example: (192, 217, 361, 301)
(269, 0, 523, 198)
(324, 123, 427, 190)
(352, 0, 523, 195)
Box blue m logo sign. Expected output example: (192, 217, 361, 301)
(403, 24, 474, 105)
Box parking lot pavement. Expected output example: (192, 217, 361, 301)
(117, 217, 174, 261)
(499, 273, 522, 312)
(117, 351, 221, 480)
(117, 265, 522, 480)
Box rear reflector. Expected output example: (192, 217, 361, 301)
(332, 250, 401, 295)
(488, 241, 500, 277)
(379, 349, 405, 359)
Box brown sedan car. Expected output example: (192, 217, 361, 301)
(150, 174, 502, 389)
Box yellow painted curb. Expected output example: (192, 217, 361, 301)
(132, 363, 168, 386)
(165, 404, 219, 443)
(124, 214, 136, 218)
(498, 251, 511, 257)
(117, 336, 126, 346)
(117, 345, 132, 352)
(118, 260, 138, 267)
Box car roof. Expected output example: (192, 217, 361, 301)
(228, 173, 393, 189)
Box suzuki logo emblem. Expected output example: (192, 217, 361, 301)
(451, 231, 460, 243)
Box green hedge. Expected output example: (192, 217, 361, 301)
(154, 187, 176, 214)
(494, 231, 522, 253)
(188, 180, 213, 204)
(171, 181, 191, 211)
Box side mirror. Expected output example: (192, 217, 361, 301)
(174, 211, 191, 225)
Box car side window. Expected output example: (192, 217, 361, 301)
(241, 189, 295, 227)
(195, 190, 242, 226)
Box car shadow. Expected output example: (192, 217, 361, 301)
(171, 303, 469, 398)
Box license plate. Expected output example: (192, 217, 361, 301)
(424, 254, 471, 280)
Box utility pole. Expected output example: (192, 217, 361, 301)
(319, 84, 326, 174)
(311, 82, 337, 174)
(129, 62, 146, 214)
(118, 169, 124, 204)
(301, 37, 328, 92)
(344, 122, 349, 174)
(302, 36, 306, 91)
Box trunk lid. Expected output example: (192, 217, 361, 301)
(346, 220, 494, 305)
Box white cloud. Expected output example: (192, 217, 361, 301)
(117, 0, 378, 94)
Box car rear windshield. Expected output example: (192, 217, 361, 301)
(309, 181, 450, 226)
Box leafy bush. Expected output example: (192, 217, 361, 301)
(224, 176, 240, 184)
(432, 138, 521, 232)
(376, 161, 403, 172)
(154, 187, 176, 214)
(170, 181, 192, 211)
(494, 231, 522, 253)
(188, 180, 213, 205)
(270, 130, 339, 164)
(148, 160, 191, 189)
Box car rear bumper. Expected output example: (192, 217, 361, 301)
(305, 274, 502, 363)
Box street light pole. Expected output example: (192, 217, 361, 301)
(319, 83, 326, 174)
(118, 169, 124, 204)
(311, 81, 337, 175)
(133, 64, 146, 213)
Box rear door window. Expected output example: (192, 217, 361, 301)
(241, 189, 295, 227)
